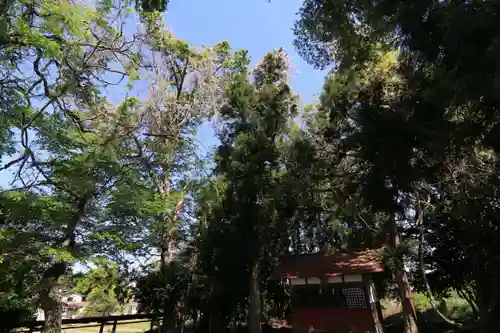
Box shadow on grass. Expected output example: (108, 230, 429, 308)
(383, 309, 479, 333)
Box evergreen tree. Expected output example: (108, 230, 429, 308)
(212, 49, 297, 333)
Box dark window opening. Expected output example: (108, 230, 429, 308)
(292, 285, 320, 308)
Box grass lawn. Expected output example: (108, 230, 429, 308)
(63, 321, 152, 333)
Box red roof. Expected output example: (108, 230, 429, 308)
(272, 248, 384, 279)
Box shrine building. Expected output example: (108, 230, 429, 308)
(273, 246, 385, 333)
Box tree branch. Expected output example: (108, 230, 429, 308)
(416, 193, 465, 328)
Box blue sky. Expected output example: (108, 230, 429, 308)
(165, 0, 327, 152)
(164, 0, 326, 103)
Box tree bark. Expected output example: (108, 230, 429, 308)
(208, 304, 222, 333)
(40, 261, 67, 333)
(40, 282, 63, 333)
(390, 219, 419, 333)
(160, 243, 176, 333)
(161, 195, 186, 333)
(457, 288, 479, 320)
(248, 260, 262, 333)
(477, 271, 500, 333)
(395, 266, 419, 333)
(477, 287, 500, 333)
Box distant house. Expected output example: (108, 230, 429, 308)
(62, 292, 87, 319)
(62, 292, 83, 304)
(35, 291, 139, 320)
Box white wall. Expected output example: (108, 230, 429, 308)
(36, 309, 45, 321)
(62, 293, 83, 303)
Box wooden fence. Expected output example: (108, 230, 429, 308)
(17, 313, 160, 333)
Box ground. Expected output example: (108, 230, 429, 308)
(64, 321, 152, 333)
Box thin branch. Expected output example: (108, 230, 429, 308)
(416, 193, 465, 328)
(0, 155, 27, 172)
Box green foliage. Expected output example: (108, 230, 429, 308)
(200, 49, 303, 330)
(138, 0, 169, 13)
(413, 293, 432, 314)
(82, 289, 120, 317)
(444, 299, 474, 322)
(0, 295, 35, 333)
(134, 260, 188, 315)
(74, 258, 123, 316)
(292, 1, 500, 331)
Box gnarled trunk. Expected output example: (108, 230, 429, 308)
(162, 306, 176, 333)
(248, 260, 261, 333)
(40, 263, 66, 333)
(208, 304, 222, 333)
(40, 286, 62, 333)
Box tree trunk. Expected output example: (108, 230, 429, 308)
(40, 266, 65, 333)
(192, 311, 198, 332)
(41, 304, 62, 333)
(390, 219, 419, 333)
(478, 300, 499, 333)
(161, 243, 176, 333)
(477, 271, 500, 333)
(479, 303, 500, 333)
(415, 196, 464, 328)
(477, 286, 500, 333)
(159, 195, 184, 333)
(208, 306, 222, 333)
(162, 306, 176, 333)
(248, 260, 261, 333)
(395, 266, 419, 333)
(39, 194, 89, 333)
(457, 288, 479, 320)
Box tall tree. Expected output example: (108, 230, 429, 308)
(294, 1, 500, 331)
(105, 31, 247, 332)
(213, 49, 298, 333)
(303, 48, 420, 333)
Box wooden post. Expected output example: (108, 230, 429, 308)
(363, 274, 384, 333)
(111, 319, 118, 333)
(99, 321, 105, 333)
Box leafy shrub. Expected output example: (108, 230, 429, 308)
(413, 293, 432, 313)
(443, 296, 475, 322)
(0, 296, 35, 333)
